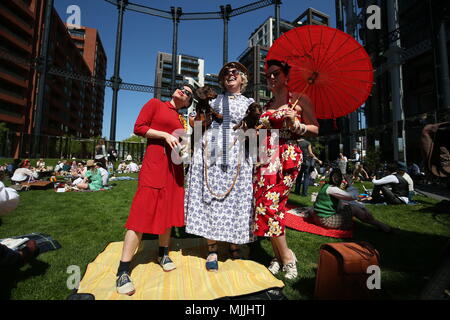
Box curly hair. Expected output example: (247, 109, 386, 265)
(220, 71, 248, 93)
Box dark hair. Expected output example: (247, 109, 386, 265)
(329, 169, 343, 186)
(266, 59, 291, 76)
(180, 83, 196, 107)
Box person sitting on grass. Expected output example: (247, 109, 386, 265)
(117, 161, 127, 173)
(96, 162, 109, 186)
(126, 160, 139, 173)
(370, 161, 412, 205)
(62, 160, 71, 173)
(352, 163, 370, 182)
(73, 160, 104, 191)
(310, 169, 392, 233)
(11, 160, 39, 184)
(36, 158, 46, 172)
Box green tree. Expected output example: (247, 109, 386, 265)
(0, 122, 7, 133)
(364, 147, 381, 176)
(122, 135, 145, 143)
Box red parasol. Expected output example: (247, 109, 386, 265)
(266, 25, 374, 119)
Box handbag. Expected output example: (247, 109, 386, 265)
(314, 241, 380, 300)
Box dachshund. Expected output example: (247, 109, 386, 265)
(233, 102, 263, 131)
(188, 85, 222, 157)
(188, 85, 222, 131)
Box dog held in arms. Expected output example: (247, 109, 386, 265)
(187, 85, 262, 158)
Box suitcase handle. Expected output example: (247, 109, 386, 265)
(343, 242, 378, 261)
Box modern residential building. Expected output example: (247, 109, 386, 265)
(0, 0, 107, 157)
(238, 45, 271, 106)
(154, 52, 205, 102)
(204, 73, 221, 94)
(247, 16, 296, 48)
(292, 7, 330, 27)
(0, 0, 41, 135)
(153, 51, 222, 118)
(68, 26, 107, 137)
(239, 17, 295, 105)
(344, 0, 450, 164)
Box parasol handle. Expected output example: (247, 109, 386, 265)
(290, 71, 319, 110)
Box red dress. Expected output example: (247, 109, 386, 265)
(125, 99, 185, 234)
(253, 105, 303, 237)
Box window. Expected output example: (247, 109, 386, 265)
(258, 30, 263, 39)
(68, 28, 85, 38)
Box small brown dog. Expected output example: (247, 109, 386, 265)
(188, 85, 222, 131)
(233, 102, 262, 131)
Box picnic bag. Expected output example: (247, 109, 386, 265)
(314, 241, 380, 300)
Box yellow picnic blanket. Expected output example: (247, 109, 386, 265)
(77, 238, 284, 300)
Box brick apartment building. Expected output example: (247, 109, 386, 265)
(0, 0, 106, 156)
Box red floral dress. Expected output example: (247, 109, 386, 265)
(253, 104, 304, 237)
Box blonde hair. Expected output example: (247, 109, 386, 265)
(220, 71, 248, 93)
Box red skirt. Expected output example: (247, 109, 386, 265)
(125, 184, 185, 235)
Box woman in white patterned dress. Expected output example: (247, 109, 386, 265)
(185, 62, 256, 272)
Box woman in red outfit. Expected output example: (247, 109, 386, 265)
(116, 84, 195, 296)
(253, 60, 319, 280)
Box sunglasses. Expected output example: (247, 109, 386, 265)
(265, 69, 283, 80)
(177, 86, 193, 98)
(224, 69, 241, 77)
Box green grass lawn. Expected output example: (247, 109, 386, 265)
(1, 175, 449, 300)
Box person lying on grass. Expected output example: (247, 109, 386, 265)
(310, 169, 392, 233)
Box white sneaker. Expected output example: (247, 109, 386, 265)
(116, 272, 136, 295)
(268, 258, 281, 275)
(282, 250, 298, 280)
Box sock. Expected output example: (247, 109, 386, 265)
(117, 261, 131, 276)
(159, 246, 169, 257)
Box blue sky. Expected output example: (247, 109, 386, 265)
(54, 0, 336, 141)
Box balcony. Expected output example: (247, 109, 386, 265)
(0, 90, 26, 107)
(0, 27, 31, 53)
(0, 67, 28, 87)
(0, 4, 33, 36)
(8, 0, 34, 19)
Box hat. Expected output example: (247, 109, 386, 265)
(218, 62, 248, 81)
(396, 161, 407, 171)
(86, 160, 96, 167)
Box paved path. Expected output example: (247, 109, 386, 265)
(415, 183, 450, 201)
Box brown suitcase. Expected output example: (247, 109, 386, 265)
(314, 241, 380, 300)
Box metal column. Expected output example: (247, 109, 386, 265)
(438, 21, 450, 109)
(110, 0, 127, 142)
(171, 7, 181, 93)
(386, 0, 406, 162)
(274, 0, 281, 39)
(335, 0, 345, 30)
(33, 0, 54, 157)
(221, 5, 231, 65)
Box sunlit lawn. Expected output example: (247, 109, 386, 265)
(0, 168, 449, 300)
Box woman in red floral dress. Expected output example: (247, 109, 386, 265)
(253, 60, 319, 279)
(115, 84, 195, 296)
